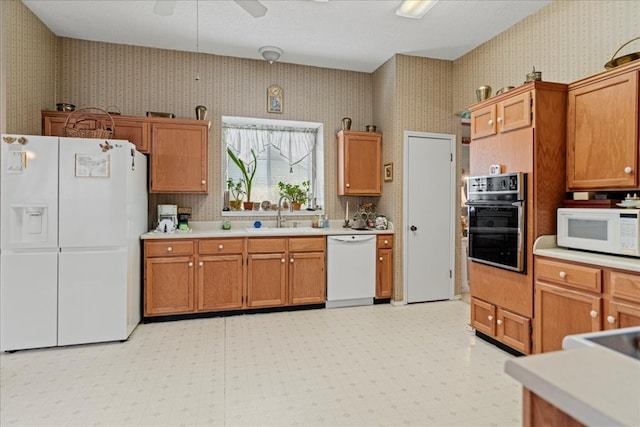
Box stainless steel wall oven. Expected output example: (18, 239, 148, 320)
(466, 172, 527, 273)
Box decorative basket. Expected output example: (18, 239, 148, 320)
(63, 106, 115, 139)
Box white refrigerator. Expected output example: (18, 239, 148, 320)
(0, 135, 147, 351)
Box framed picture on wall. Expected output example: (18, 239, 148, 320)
(384, 163, 393, 182)
(267, 85, 283, 114)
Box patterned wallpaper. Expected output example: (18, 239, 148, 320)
(4, 0, 640, 301)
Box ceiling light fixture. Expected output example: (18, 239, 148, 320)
(259, 46, 283, 64)
(395, 0, 438, 19)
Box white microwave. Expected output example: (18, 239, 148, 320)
(557, 208, 640, 257)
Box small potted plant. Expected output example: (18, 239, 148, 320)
(226, 178, 245, 211)
(278, 180, 310, 210)
(227, 147, 257, 210)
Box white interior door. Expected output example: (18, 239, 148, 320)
(403, 132, 455, 303)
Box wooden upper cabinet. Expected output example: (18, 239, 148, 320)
(42, 111, 150, 153)
(470, 91, 532, 140)
(567, 64, 640, 190)
(337, 130, 382, 196)
(149, 122, 209, 193)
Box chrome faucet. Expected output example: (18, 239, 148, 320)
(277, 195, 292, 228)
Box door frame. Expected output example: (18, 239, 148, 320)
(402, 130, 456, 304)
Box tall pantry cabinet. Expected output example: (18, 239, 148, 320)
(468, 81, 568, 354)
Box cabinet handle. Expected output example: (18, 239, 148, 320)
(497, 319, 503, 325)
(559, 271, 567, 279)
(199, 261, 203, 267)
(201, 180, 206, 185)
(497, 117, 503, 123)
(607, 315, 615, 324)
(589, 310, 598, 318)
(218, 244, 223, 250)
(488, 119, 493, 126)
(488, 315, 494, 321)
(379, 256, 383, 261)
(624, 166, 632, 174)
(188, 262, 193, 267)
(167, 246, 173, 252)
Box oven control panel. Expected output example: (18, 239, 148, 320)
(467, 172, 526, 200)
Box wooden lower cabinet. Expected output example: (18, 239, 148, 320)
(289, 237, 326, 305)
(144, 240, 196, 316)
(197, 238, 244, 311)
(376, 235, 393, 299)
(471, 297, 531, 353)
(247, 252, 287, 307)
(604, 269, 640, 329)
(523, 389, 585, 427)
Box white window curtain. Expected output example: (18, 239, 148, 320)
(223, 124, 317, 166)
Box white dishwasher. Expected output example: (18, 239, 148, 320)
(326, 234, 376, 308)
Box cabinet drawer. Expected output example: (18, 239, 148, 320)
(535, 258, 602, 293)
(609, 270, 640, 303)
(199, 238, 244, 255)
(145, 240, 194, 257)
(289, 237, 325, 252)
(377, 235, 393, 249)
(247, 238, 286, 253)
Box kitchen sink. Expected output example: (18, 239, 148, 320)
(563, 326, 640, 361)
(245, 227, 315, 233)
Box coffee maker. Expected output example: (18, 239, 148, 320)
(157, 204, 177, 232)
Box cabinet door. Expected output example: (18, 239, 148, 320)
(376, 248, 393, 299)
(246, 253, 287, 307)
(567, 70, 639, 190)
(113, 119, 150, 153)
(338, 131, 381, 195)
(498, 91, 532, 133)
(534, 282, 601, 353)
(144, 256, 194, 316)
(605, 300, 640, 329)
(288, 251, 326, 305)
(197, 254, 244, 311)
(497, 308, 531, 354)
(471, 104, 496, 139)
(470, 297, 496, 336)
(42, 114, 67, 136)
(150, 123, 208, 193)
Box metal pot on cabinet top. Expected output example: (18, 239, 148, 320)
(475, 86, 492, 102)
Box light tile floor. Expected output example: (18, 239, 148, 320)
(1, 301, 522, 426)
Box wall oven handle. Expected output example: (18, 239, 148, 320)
(511, 201, 525, 207)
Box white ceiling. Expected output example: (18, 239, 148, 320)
(22, 0, 552, 73)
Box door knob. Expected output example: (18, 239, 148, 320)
(410, 225, 417, 231)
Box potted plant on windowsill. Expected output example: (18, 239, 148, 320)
(278, 180, 310, 210)
(226, 178, 245, 211)
(227, 147, 257, 211)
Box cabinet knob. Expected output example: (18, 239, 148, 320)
(167, 246, 173, 252)
(379, 256, 383, 261)
(607, 315, 615, 324)
(290, 258, 294, 263)
(497, 117, 503, 123)
(497, 319, 503, 325)
(199, 261, 203, 267)
(346, 183, 350, 188)
(188, 262, 193, 267)
(384, 240, 388, 245)
(589, 310, 598, 318)
(201, 180, 206, 185)
(218, 244, 223, 250)
(488, 315, 494, 321)
(624, 166, 632, 174)
(281, 258, 285, 263)
(488, 119, 494, 126)
(559, 271, 567, 279)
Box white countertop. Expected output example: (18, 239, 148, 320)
(533, 235, 640, 272)
(505, 346, 640, 427)
(141, 220, 395, 239)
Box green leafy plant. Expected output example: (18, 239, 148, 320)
(226, 178, 245, 201)
(278, 180, 310, 204)
(227, 148, 257, 202)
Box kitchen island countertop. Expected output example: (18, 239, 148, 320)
(533, 235, 640, 272)
(141, 220, 395, 239)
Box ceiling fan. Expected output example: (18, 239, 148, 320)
(153, 0, 268, 18)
